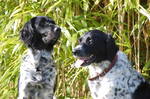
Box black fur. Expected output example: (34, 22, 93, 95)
(73, 29, 150, 99)
(18, 16, 61, 99)
(73, 29, 119, 66)
(20, 16, 61, 51)
(132, 81, 150, 99)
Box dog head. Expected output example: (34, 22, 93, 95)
(72, 29, 118, 67)
(20, 16, 61, 51)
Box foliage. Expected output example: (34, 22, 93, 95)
(0, 0, 150, 98)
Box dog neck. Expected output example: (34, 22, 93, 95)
(27, 48, 53, 66)
(88, 54, 118, 81)
(88, 61, 111, 78)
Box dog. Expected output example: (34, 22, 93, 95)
(72, 29, 150, 99)
(18, 16, 61, 99)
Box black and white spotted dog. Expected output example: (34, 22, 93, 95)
(18, 16, 61, 99)
(72, 30, 150, 99)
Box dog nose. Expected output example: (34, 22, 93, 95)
(54, 27, 61, 32)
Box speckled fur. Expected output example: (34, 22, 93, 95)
(18, 49, 56, 99)
(88, 51, 145, 99)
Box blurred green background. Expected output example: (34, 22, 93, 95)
(0, 0, 150, 98)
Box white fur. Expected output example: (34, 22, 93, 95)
(87, 51, 145, 99)
(18, 49, 56, 99)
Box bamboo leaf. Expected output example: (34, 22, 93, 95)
(46, 0, 62, 15)
(139, 5, 150, 20)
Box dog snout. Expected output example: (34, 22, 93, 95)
(72, 48, 80, 56)
(54, 27, 61, 33)
(72, 45, 82, 56)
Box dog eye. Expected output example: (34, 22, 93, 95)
(43, 21, 52, 26)
(86, 37, 92, 45)
(41, 33, 47, 37)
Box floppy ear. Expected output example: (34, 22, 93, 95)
(106, 34, 119, 62)
(20, 21, 34, 48)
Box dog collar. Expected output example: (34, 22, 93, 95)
(89, 55, 118, 81)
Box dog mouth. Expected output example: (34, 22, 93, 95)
(46, 31, 61, 43)
(73, 55, 96, 67)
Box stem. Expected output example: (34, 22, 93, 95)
(137, 0, 141, 72)
(118, 0, 125, 50)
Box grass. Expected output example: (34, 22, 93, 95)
(0, 0, 150, 98)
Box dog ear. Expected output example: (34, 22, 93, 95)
(106, 34, 119, 62)
(20, 21, 34, 48)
